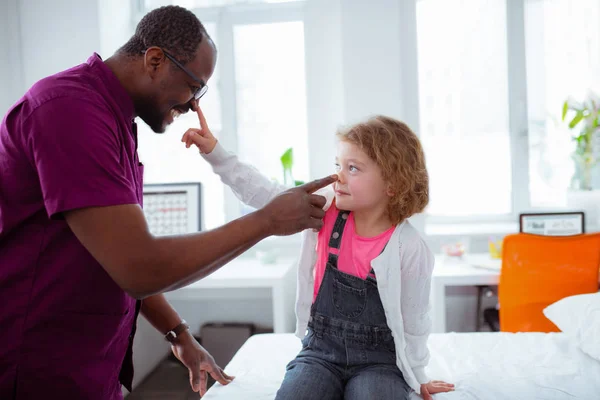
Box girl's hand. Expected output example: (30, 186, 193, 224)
(420, 380, 455, 400)
(181, 106, 218, 154)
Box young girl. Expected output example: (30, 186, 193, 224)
(182, 108, 454, 400)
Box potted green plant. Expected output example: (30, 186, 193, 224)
(562, 93, 600, 228)
(280, 147, 305, 186)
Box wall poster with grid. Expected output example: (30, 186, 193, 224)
(143, 183, 202, 236)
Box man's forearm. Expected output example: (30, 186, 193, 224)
(144, 209, 271, 296)
(141, 294, 184, 336)
(66, 203, 273, 299)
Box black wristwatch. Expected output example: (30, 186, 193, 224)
(164, 320, 190, 343)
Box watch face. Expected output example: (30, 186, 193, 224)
(165, 321, 189, 343)
(165, 331, 175, 342)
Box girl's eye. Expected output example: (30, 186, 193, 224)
(334, 163, 341, 172)
(349, 165, 358, 172)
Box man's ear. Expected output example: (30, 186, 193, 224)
(142, 47, 166, 78)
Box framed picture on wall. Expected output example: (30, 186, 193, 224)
(143, 183, 202, 236)
(519, 212, 585, 236)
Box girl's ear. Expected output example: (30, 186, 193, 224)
(386, 185, 395, 198)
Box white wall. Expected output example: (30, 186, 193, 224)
(0, 0, 133, 113)
(18, 0, 101, 89)
(340, 0, 405, 121)
(98, 0, 135, 57)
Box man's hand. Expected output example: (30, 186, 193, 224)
(420, 380, 455, 400)
(259, 176, 336, 235)
(171, 331, 234, 396)
(181, 106, 218, 154)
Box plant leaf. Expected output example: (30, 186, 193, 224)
(280, 148, 293, 170)
(562, 101, 569, 121)
(569, 112, 584, 129)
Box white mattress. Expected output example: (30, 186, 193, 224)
(203, 332, 600, 400)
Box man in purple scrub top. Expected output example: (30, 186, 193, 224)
(0, 6, 335, 399)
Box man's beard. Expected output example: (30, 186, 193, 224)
(136, 94, 191, 134)
(138, 106, 168, 133)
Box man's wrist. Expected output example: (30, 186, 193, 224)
(173, 328, 195, 345)
(165, 320, 190, 344)
(249, 207, 274, 238)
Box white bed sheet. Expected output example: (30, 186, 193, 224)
(203, 332, 600, 400)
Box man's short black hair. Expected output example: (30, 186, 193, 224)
(120, 5, 211, 64)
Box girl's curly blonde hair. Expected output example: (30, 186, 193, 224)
(336, 115, 429, 225)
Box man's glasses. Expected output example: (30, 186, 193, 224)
(162, 49, 208, 101)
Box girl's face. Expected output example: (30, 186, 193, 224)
(334, 141, 392, 213)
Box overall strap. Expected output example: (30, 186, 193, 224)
(327, 210, 351, 268)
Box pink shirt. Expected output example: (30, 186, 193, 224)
(313, 206, 395, 301)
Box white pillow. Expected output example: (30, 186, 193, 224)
(543, 292, 600, 362)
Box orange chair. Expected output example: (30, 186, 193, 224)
(499, 233, 600, 332)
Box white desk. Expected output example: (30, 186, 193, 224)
(164, 253, 498, 334)
(164, 257, 298, 333)
(431, 253, 501, 333)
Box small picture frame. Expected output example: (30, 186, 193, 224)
(519, 212, 585, 236)
(143, 182, 202, 236)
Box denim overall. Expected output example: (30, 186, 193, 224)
(275, 210, 410, 400)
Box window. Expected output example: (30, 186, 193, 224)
(416, 0, 596, 220)
(416, 0, 512, 217)
(137, 23, 226, 229)
(525, 0, 600, 207)
(233, 21, 309, 187)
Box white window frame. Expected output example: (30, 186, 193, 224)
(132, 1, 306, 223)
